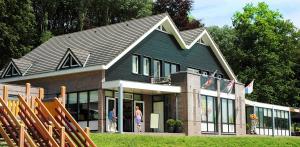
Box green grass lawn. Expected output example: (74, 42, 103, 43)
(90, 133, 300, 147)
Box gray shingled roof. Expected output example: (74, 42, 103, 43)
(18, 13, 168, 76)
(12, 58, 32, 74)
(180, 28, 204, 45)
(0, 13, 206, 78)
(0, 58, 32, 77)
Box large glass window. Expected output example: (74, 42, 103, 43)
(89, 91, 99, 120)
(78, 92, 88, 121)
(67, 93, 78, 120)
(255, 107, 289, 136)
(66, 90, 99, 129)
(132, 55, 139, 74)
(201, 96, 217, 133)
(221, 98, 235, 133)
(143, 57, 150, 76)
(153, 60, 161, 78)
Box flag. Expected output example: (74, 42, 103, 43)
(223, 80, 235, 93)
(202, 70, 217, 89)
(245, 80, 254, 94)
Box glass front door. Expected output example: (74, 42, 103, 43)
(106, 97, 116, 132)
(134, 101, 145, 132)
(106, 96, 145, 132)
(122, 99, 133, 132)
(153, 101, 164, 132)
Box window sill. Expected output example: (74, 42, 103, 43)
(201, 132, 218, 135)
(221, 132, 236, 135)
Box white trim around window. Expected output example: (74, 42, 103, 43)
(132, 55, 139, 74)
(143, 57, 150, 76)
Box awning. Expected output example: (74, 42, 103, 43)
(102, 80, 181, 95)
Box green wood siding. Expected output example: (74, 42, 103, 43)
(106, 30, 228, 82)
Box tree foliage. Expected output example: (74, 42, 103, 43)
(0, 0, 36, 67)
(153, 0, 203, 30)
(0, 0, 152, 67)
(209, 2, 300, 106)
(32, 0, 152, 36)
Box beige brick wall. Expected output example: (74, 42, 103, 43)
(235, 83, 246, 135)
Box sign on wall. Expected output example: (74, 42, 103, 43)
(150, 113, 159, 129)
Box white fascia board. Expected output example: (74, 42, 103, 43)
(0, 65, 106, 83)
(245, 99, 290, 111)
(103, 80, 181, 93)
(201, 30, 238, 82)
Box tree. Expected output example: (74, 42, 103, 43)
(207, 26, 237, 66)
(153, 0, 203, 30)
(231, 2, 300, 106)
(32, 0, 152, 39)
(0, 0, 37, 67)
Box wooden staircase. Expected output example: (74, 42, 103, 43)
(0, 83, 96, 147)
(44, 98, 96, 147)
(0, 96, 36, 147)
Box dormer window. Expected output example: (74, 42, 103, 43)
(61, 54, 80, 69)
(199, 38, 205, 45)
(58, 49, 83, 70)
(2, 62, 21, 78)
(156, 25, 167, 32)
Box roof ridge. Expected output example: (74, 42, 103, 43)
(180, 27, 205, 32)
(54, 13, 168, 39)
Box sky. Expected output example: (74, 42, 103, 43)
(191, 0, 300, 28)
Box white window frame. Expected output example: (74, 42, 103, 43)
(132, 55, 139, 74)
(153, 60, 161, 78)
(143, 57, 150, 76)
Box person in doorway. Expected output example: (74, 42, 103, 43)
(108, 108, 117, 132)
(135, 106, 143, 132)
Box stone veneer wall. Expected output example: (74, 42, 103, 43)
(171, 71, 246, 136)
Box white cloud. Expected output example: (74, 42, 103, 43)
(191, 0, 300, 28)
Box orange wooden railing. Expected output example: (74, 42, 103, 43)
(44, 97, 96, 147)
(34, 96, 76, 147)
(18, 95, 60, 147)
(0, 96, 37, 147)
(0, 83, 95, 147)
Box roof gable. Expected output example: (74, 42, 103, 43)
(0, 13, 237, 82)
(1, 61, 21, 78)
(57, 48, 84, 70)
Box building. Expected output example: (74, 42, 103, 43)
(0, 13, 292, 136)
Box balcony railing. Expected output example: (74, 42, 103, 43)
(200, 75, 235, 94)
(200, 75, 217, 91)
(151, 76, 171, 85)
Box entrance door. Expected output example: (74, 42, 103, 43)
(134, 101, 145, 132)
(106, 97, 116, 132)
(153, 102, 164, 132)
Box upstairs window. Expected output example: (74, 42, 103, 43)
(143, 57, 150, 76)
(153, 60, 161, 78)
(61, 54, 81, 69)
(132, 55, 139, 74)
(2, 62, 21, 78)
(164, 62, 179, 77)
